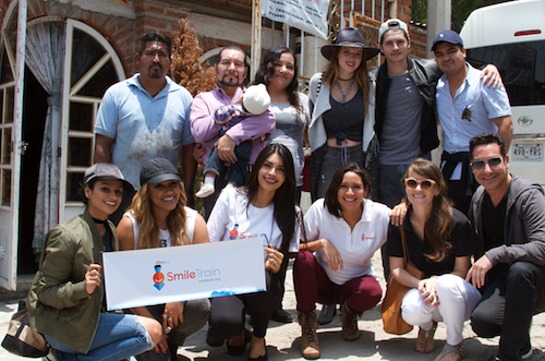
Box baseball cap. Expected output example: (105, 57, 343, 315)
(243, 84, 271, 115)
(83, 163, 133, 190)
(378, 19, 409, 43)
(431, 29, 464, 51)
(140, 158, 181, 186)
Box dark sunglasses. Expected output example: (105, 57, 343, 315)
(404, 178, 436, 190)
(470, 157, 503, 171)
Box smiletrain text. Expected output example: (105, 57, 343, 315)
(166, 267, 221, 282)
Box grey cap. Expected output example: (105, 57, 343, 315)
(83, 163, 133, 190)
(378, 19, 409, 43)
(140, 158, 181, 186)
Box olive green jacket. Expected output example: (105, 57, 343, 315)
(27, 210, 118, 353)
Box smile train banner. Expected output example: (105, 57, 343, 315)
(262, 0, 331, 39)
(103, 237, 266, 310)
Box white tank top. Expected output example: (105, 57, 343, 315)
(123, 207, 197, 248)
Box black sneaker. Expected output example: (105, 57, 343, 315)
(317, 304, 336, 325)
(271, 307, 293, 323)
(205, 325, 224, 347)
(521, 342, 533, 360)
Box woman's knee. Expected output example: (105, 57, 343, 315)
(136, 316, 163, 347)
(294, 251, 315, 271)
(181, 299, 210, 332)
(185, 299, 210, 319)
(435, 274, 465, 301)
(401, 289, 429, 325)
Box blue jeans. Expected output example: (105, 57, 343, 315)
(203, 140, 252, 187)
(316, 145, 364, 199)
(46, 313, 152, 361)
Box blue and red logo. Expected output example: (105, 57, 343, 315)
(153, 264, 165, 290)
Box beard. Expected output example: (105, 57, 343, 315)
(219, 72, 243, 87)
(148, 64, 164, 79)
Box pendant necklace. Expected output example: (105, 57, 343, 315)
(336, 78, 355, 103)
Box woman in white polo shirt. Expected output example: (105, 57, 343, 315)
(294, 162, 391, 359)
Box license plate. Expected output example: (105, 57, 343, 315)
(512, 143, 544, 161)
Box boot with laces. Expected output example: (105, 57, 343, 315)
(298, 311, 320, 360)
(340, 302, 361, 341)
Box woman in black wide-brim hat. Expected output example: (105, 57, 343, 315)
(307, 27, 380, 202)
(305, 26, 380, 331)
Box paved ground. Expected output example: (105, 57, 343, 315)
(1, 254, 545, 361)
(2, 196, 545, 360)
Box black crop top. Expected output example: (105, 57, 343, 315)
(323, 89, 364, 143)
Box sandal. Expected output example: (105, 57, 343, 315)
(433, 342, 466, 361)
(416, 321, 437, 353)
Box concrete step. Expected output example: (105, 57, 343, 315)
(0, 274, 34, 302)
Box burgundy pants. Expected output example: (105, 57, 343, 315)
(293, 250, 382, 313)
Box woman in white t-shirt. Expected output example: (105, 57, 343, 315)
(294, 162, 391, 359)
(207, 143, 302, 361)
(117, 158, 210, 361)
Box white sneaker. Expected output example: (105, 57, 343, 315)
(196, 183, 215, 198)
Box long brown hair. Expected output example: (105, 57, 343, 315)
(243, 144, 299, 255)
(404, 158, 452, 262)
(129, 182, 190, 248)
(322, 47, 370, 112)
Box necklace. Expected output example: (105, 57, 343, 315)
(92, 217, 107, 224)
(336, 78, 355, 103)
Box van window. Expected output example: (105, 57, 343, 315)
(467, 40, 545, 107)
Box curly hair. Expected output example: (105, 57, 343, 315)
(129, 182, 190, 248)
(253, 47, 303, 115)
(404, 158, 453, 262)
(322, 47, 370, 113)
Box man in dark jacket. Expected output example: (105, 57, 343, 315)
(467, 133, 545, 361)
(374, 19, 440, 210)
(372, 20, 501, 284)
(370, 19, 441, 291)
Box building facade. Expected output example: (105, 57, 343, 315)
(0, 0, 422, 289)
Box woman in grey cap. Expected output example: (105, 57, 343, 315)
(27, 163, 163, 360)
(307, 26, 380, 325)
(117, 157, 210, 361)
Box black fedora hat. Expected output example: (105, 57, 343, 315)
(321, 27, 379, 61)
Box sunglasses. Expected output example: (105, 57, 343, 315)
(470, 157, 503, 171)
(404, 178, 436, 190)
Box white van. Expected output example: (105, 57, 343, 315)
(460, 0, 545, 187)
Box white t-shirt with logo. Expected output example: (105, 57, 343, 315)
(207, 184, 300, 260)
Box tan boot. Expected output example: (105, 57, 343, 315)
(298, 312, 320, 360)
(340, 302, 361, 341)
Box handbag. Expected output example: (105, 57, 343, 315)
(381, 227, 425, 335)
(1, 301, 49, 358)
(301, 149, 311, 192)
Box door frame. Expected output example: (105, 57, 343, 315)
(59, 19, 125, 222)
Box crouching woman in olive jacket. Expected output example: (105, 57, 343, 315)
(27, 163, 163, 361)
